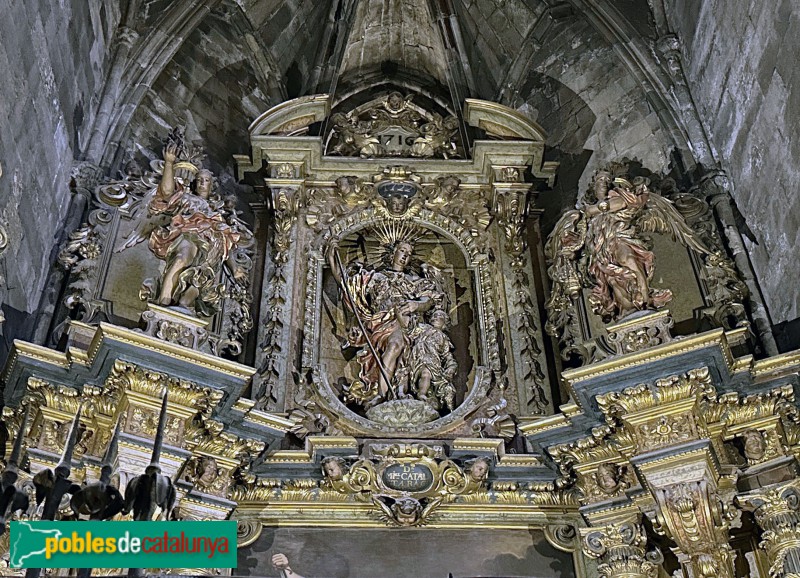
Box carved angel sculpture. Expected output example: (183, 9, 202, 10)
(411, 113, 459, 158)
(116, 130, 250, 317)
(546, 170, 709, 329)
(329, 113, 384, 157)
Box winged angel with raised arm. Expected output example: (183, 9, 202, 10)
(545, 169, 709, 334)
(116, 129, 251, 318)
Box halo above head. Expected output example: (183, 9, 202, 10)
(173, 161, 200, 173)
(372, 220, 423, 249)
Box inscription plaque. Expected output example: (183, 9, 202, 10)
(381, 463, 434, 493)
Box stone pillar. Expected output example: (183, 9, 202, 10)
(703, 170, 778, 355)
(32, 161, 103, 345)
(255, 174, 303, 410)
(737, 480, 800, 578)
(581, 517, 661, 578)
(654, 34, 716, 167)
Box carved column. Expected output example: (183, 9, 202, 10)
(255, 168, 303, 410)
(492, 171, 552, 415)
(737, 480, 800, 578)
(581, 518, 660, 578)
(85, 26, 139, 164)
(32, 161, 104, 345)
(654, 34, 715, 167)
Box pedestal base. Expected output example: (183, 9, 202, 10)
(140, 303, 209, 350)
(366, 399, 439, 427)
(605, 309, 674, 355)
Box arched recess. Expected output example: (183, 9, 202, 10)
(460, 0, 714, 195)
(298, 206, 502, 438)
(99, 2, 287, 174)
(496, 17, 678, 236)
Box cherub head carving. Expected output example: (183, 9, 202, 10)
(465, 457, 490, 483)
(742, 430, 768, 462)
(595, 462, 625, 495)
(321, 456, 347, 481)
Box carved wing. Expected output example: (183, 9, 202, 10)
(114, 186, 170, 252)
(418, 496, 443, 525)
(637, 193, 709, 255)
(544, 209, 588, 338)
(371, 495, 398, 526)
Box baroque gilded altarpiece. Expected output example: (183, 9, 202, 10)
(0, 91, 799, 578)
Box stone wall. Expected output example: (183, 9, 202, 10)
(456, 0, 547, 100)
(500, 14, 675, 234)
(127, 9, 276, 185)
(665, 0, 800, 324)
(0, 0, 121, 347)
(235, 0, 330, 97)
(340, 0, 450, 87)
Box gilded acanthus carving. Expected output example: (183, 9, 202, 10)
(0, 361, 262, 570)
(652, 478, 736, 578)
(548, 366, 800, 578)
(106, 360, 223, 420)
(604, 309, 675, 355)
(487, 182, 549, 412)
(422, 176, 491, 237)
(595, 368, 713, 453)
(58, 207, 113, 321)
(581, 519, 662, 578)
(737, 480, 800, 578)
(326, 92, 461, 159)
(549, 428, 635, 504)
(255, 184, 301, 408)
(232, 443, 578, 527)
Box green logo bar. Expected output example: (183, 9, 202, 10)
(9, 521, 237, 569)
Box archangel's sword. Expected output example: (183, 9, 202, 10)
(334, 249, 394, 399)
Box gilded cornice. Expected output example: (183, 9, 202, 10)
(561, 328, 736, 390)
(230, 398, 294, 433)
(1, 322, 255, 390)
(91, 323, 254, 379)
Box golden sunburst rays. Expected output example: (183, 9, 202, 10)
(372, 219, 423, 249)
(334, 220, 440, 269)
